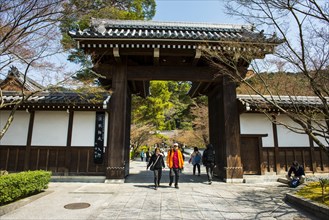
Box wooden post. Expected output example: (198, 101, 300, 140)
(24, 110, 35, 170)
(106, 60, 128, 179)
(258, 137, 265, 175)
(65, 110, 74, 174)
(124, 91, 132, 176)
(307, 120, 316, 173)
(208, 76, 243, 181)
(272, 116, 280, 174)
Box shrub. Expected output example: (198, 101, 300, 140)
(0, 170, 51, 205)
(319, 178, 329, 203)
(297, 181, 329, 206)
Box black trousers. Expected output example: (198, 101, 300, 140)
(154, 169, 162, 186)
(206, 164, 214, 182)
(193, 163, 200, 175)
(169, 168, 180, 186)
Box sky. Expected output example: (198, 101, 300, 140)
(55, 1, 245, 82)
(153, 0, 243, 24)
(5, 1, 245, 84)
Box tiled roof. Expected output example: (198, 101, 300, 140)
(0, 66, 45, 92)
(0, 91, 110, 108)
(238, 95, 328, 111)
(69, 19, 280, 44)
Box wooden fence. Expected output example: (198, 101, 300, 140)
(0, 146, 106, 175)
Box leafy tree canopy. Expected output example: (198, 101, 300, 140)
(60, 0, 156, 83)
(132, 81, 195, 131)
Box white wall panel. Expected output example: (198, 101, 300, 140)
(0, 111, 29, 145)
(32, 111, 68, 146)
(240, 113, 274, 147)
(71, 112, 95, 146)
(277, 115, 310, 147)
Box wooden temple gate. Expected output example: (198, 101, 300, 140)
(70, 19, 281, 181)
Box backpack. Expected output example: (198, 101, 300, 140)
(289, 179, 300, 188)
(193, 153, 201, 164)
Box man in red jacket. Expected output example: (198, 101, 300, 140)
(166, 143, 184, 189)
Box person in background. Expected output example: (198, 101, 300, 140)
(286, 161, 305, 184)
(189, 147, 202, 176)
(146, 149, 151, 162)
(147, 147, 165, 190)
(140, 149, 145, 162)
(166, 143, 184, 189)
(202, 144, 215, 184)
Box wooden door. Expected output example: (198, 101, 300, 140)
(240, 136, 260, 174)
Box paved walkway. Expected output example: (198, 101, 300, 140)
(0, 160, 320, 220)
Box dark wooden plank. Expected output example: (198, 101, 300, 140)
(14, 148, 19, 171)
(25, 111, 35, 170)
(272, 117, 280, 174)
(127, 66, 219, 81)
(107, 60, 128, 179)
(208, 76, 243, 180)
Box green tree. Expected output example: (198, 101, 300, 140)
(132, 81, 197, 131)
(147, 81, 172, 130)
(60, 0, 156, 83)
(166, 81, 194, 129)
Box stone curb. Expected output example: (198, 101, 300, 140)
(285, 192, 329, 220)
(0, 190, 52, 216)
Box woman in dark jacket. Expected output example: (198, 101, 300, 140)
(147, 147, 165, 190)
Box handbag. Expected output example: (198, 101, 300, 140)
(150, 155, 160, 171)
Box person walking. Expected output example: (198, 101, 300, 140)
(189, 147, 202, 176)
(140, 149, 145, 161)
(146, 149, 151, 162)
(147, 148, 165, 190)
(166, 143, 184, 189)
(202, 144, 215, 184)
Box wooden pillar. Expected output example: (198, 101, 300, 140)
(208, 76, 243, 181)
(24, 110, 35, 170)
(272, 116, 280, 174)
(65, 110, 74, 174)
(106, 60, 128, 179)
(124, 91, 132, 176)
(307, 120, 316, 173)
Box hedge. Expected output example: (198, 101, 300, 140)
(0, 170, 51, 206)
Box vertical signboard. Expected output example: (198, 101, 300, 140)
(94, 112, 105, 164)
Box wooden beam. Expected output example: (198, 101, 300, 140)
(153, 48, 159, 65)
(126, 66, 220, 81)
(189, 82, 202, 98)
(113, 47, 121, 63)
(192, 49, 201, 66)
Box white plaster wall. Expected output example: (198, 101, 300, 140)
(71, 112, 108, 147)
(31, 111, 68, 146)
(311, 116, 327, 147)
(0, 111, 29, 145)
(240, 113, 274, 147)
(276, 114, 310, 147)
(71, 112, 95, 146)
